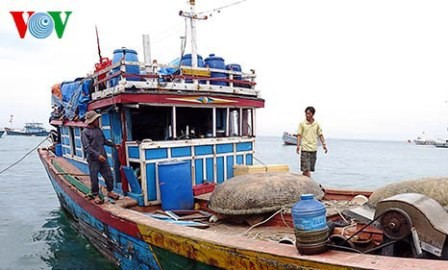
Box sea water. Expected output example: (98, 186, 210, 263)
(0, 135, 447, 269)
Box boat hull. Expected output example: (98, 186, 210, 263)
(282, 132, 297, 145)
(5, 128, 49, 136)
(39, 149, 445, 270)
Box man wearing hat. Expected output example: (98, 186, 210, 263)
(81, 110, 120, 203)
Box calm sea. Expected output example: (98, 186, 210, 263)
(0, 135, 447, 269)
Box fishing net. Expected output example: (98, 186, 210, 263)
(368, 177, 448, 208)
(208, 172, 325, 215)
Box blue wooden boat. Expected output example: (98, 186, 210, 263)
(38, 1, 448, 269)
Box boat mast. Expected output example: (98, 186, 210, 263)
(180, 0, 207, 70)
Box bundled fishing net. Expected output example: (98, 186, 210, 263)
(208, 172, 325, 215)
(368, 177, 448, 208)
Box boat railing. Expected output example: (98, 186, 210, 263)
(91, 59, 259, 101)
(124, 136, 255, 206)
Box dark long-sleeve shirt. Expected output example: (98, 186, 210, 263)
(81, 126, 115, 161)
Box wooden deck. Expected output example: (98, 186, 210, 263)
(40, 148, 448, 270)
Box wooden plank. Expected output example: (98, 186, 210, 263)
(52, 159, 104, 199)
(181, 67, 211, 77)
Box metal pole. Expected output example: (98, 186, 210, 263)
(142, 34, 151, 65)
(190, 3, 197, 70)
(172, 106, 177, 139)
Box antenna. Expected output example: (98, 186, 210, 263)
(95, 25, 102, 61)
(179, 0, 208, 70)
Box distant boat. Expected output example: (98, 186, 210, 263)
(5, 122, 49, 136)
(0, 130, 4, 137)
(413, 136, 435, 145)
(434, 140, 448, 148)
(282, 131, 297, 145)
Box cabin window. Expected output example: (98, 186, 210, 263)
(215, 108, 227, 137)
(128, 105, 251, 141)
(130, 106, 172, 141)
(175, 107, 212, 139)
(68, 127, 76, 156)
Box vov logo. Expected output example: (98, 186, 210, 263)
(10, 11, 72, 39)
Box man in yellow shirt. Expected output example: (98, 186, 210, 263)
(296, 106, 328, 177)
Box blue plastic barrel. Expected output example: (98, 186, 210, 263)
(55, 143, 62, 157)
(226, 63, 242, 87)
(205, 54, 227, 86)
(158, 161, 194, 210)
(181, 54, 205, 83)
(181, 54, 205, 67)
(111, 48, 140, 86)
(291, 194, 329, 254)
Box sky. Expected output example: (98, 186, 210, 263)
(1, 0, 448, 141)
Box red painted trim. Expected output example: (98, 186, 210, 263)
(89, 93, 265, 110)
(50, 120, 87, 128)
(39, 150, 141, 239)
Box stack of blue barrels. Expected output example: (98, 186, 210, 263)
(291, 194, 329, 255)
(110, 48, 140, 86)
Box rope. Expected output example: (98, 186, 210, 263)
(280, 210, 291, 228)
(253, 155, 266, 166)
(241, 207, 285, 236)
(0, 136, 49, 175)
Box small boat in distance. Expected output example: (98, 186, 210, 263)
(0, 130, 4, 138)
(282, 131, 297, 145)
(5, 122, 49, 136)
(413, 132, 435, 145)
(434, 139, 448, 148)
(413, 137, 435, 145)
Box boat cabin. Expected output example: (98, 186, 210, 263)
(50, 52, 265, 207)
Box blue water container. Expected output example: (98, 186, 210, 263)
(111, 48, 140, 86)
(292, 194, 327, 231)
(226, 63, 242, 87)
(181, 54, 205, 67)
(55, 143, 62, 157)
(181, 54, 205, 83)
(205, 54, 227, 86)
(292, 194, 329, 255)
(158, 161, 194, 210)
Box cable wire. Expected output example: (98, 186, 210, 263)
(0, 136, 49, 175)
(198, 0, 248, 16)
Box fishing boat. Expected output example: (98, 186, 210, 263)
(434, 139, 448, 148)
(413, 132, 435, 145)
(5, 122, 49, 136)
(282, 131, 297, 145)
(38, 1, 448, 269)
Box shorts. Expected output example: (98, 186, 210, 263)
(300, 151, 317, 172)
